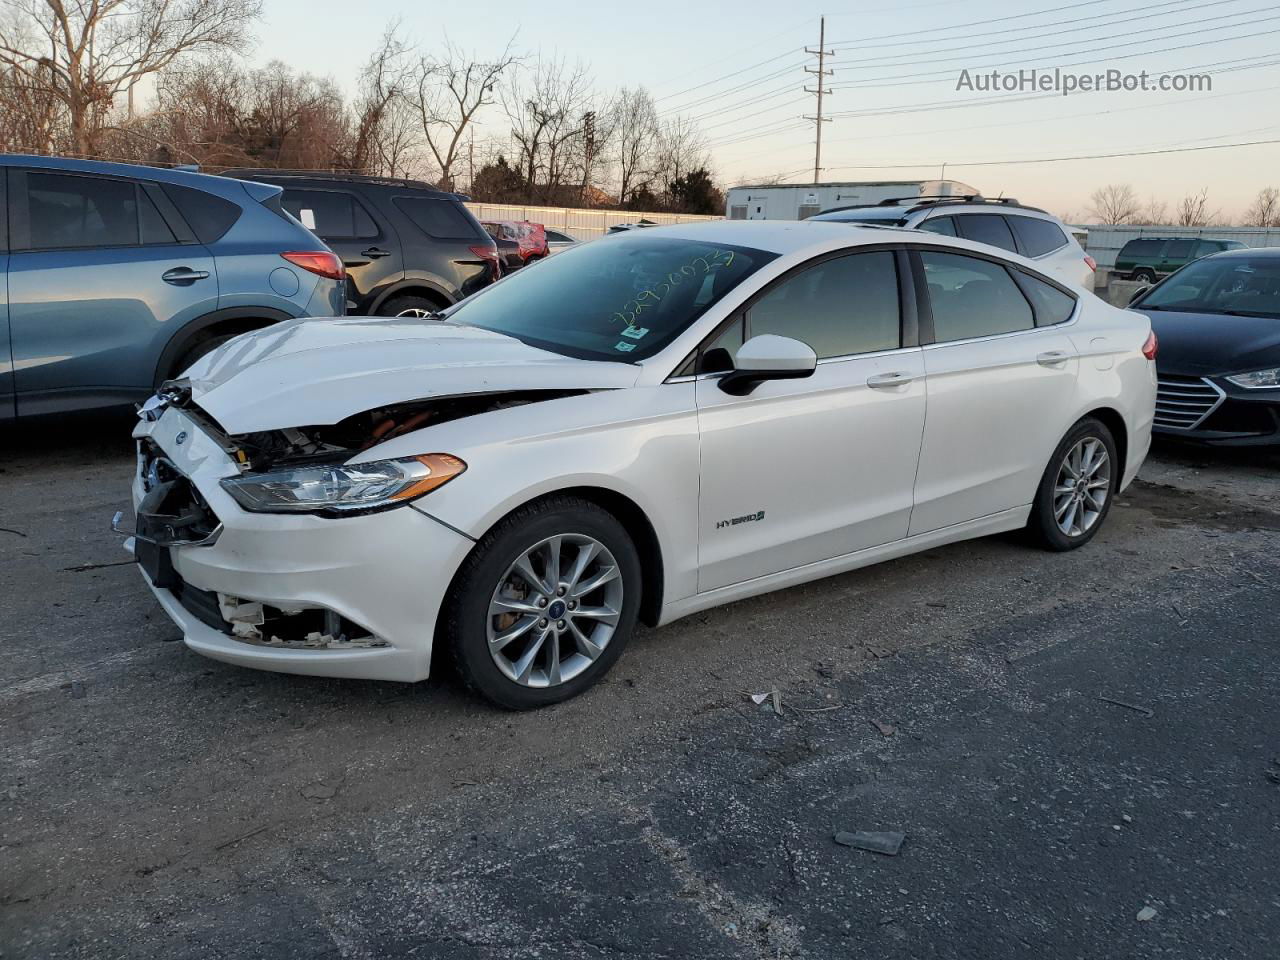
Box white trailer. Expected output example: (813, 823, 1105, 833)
(725, 180, 981, 221)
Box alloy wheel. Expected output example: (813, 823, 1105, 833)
(486, 534, 624, 688)
(395, 307, 436, 318)
(1053, 437, 1111, 537)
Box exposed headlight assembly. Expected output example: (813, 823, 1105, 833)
(1225, 368, 1280, 389)
(220, 453, 466, 515)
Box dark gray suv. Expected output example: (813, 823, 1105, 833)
(0, 155, 344, 419)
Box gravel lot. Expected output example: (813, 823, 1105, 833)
(2, 411, 1278, 959)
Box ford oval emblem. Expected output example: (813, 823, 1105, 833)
(175, 431, 188, 445)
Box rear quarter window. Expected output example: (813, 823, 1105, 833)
(395, 197, 484, 240)
(1008, 215, 1069, 258)
(161, 184, 242, 244)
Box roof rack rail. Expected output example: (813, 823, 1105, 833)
(219, 168, 444, 192)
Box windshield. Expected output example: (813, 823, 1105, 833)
(1138, 256, 1280, 318)
(448, 233, 777, 361)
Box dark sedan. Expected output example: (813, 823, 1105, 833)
(1129, 248, 1280, 445)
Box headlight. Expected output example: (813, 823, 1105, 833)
(1226, 368, 1280, 389)
(220, 453, 466, 515)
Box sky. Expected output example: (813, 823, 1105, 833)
(250, 0, 1280, 220)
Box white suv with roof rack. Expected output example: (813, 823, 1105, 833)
(810, 196, 1096, 291)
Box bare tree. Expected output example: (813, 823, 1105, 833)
(0, 0, 262, 156)
(410, 36, 518, 190)
(1087, 183, 1140, 225)
(343, 22, 416, 177)
(653, 114, 708, 203)
(0, 62, 59, 152)
(1243, 187, 1280, 227)
(1176, 187, 1218, 227)
(1136, 196, 1170, 226)
(609, 86, 658, 205)
(504, 56, 593, 203)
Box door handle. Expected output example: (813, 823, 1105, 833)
(866, 371, 915, 389)
(1036, 350, 1070, 367)
(360, 247, 391, 259)
(162, 267, 210, 285)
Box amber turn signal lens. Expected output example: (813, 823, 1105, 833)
(391, 453, 468, 501)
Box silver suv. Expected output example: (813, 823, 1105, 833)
(810, 196, 1095, 291)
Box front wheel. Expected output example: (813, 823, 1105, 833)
(441, 496, 642, 709)
(1027, 417, 1118, 551)
(1132, 268, 1158, 284)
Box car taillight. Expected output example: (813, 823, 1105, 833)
(1142, 331, 1158, 360)
(1084, 254, 1097, 272)
(281, 251, 345, 281)
(470, 244, 502, 278)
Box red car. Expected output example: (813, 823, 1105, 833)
(481, 220, 549, 271)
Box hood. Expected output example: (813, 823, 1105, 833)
(1136, 308, 1280, 376)
(184, 316, 641, 433)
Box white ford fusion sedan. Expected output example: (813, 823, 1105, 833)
(120, 221, 1156, 708)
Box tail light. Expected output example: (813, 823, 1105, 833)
(1142, 331, 1158, 360)
(469, 244, 503, 279)
(281, 251, 345, 281)
(1084, 254, 1097, 272)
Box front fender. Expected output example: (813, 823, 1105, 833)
(368, 384, 701, 606)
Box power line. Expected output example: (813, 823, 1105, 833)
(830, 7, 1279, 87)
(835, 0, 1236, 64)
(826, 0, 1118, 46)
(829, 0, 1228, 52)
(823, 136, 1280, 172)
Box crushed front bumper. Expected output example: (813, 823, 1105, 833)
(123, 404, 476, 682)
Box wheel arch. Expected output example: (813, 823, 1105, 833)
(153, 306, 294, 388)
(367, 279, 455, 315)
(450, 485, 667, 628)
(1080, 405, 1129, 476)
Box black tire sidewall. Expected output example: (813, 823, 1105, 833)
(378, 295, 442, 318)
(1029, 417, 1119, 551)
(445, 499, 642, 709)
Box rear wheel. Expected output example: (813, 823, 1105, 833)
(378, 294, 446, 318)
(442, 496, 642, 709)
(1027, 417, 1118, 552)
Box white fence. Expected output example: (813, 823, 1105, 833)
(1080, 224, 1280, 270)
(463, 202, 722, 241)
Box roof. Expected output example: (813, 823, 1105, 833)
(729, 180, 931, 191)
(0, 153, 263, 198)
(624, 218, 985, 259)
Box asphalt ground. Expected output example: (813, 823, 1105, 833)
(2, 411, 1278, 959)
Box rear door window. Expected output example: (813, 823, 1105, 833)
(954, 214, 1018, 253)
(920, 251, 1034, 342)
(1007, 216, 1069, 257)
(396, 197, 484, 240)
(1164, 239, 1196, 260)
(24, 173, 139, 249)
(282, 189, 378, 239)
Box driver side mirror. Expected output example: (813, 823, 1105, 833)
(1127, 284, 1151, 306)
(718, 334, 817, 396)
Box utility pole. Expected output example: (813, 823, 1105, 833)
(581, 110, 597, 204)
(803, 16, 833, 184)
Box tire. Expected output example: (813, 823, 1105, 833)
(377, 295, 445, 318)
(166, 332, 236, 382)
(1132, 268, 1158, 284)
(441, 496, 642, 710)
(1027, 417, 1119, 552)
